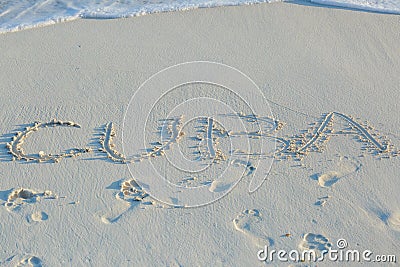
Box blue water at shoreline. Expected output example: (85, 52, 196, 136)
(0, 0, 399, 34)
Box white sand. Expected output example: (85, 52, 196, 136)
(1, 2, 399, 266)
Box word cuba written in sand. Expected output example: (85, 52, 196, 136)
(4, 112, 399, 164)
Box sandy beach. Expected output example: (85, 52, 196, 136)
(1, 2, 399, 266)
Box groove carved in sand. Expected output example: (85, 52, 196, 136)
(277, 112, 395, 160)
(6, 119, 90, 163)
(99, 122, 128, 163)
(5, 112, 397, 164)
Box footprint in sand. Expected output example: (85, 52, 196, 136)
(101, 179, 157, 224)
(4, 188, 57, 212)
(313, 156, 361, 188)
(16, 256, 42, 267)
(317, 171, 340, 188)
(387, 212, 400, 232)
(299, 233, 332, 255)
(314, 196, 330, 206)
(29, 211, 49, 223)
(233, 209, 272, 247)
(208, 180, 233, 193)
(117, 179, 152, 203)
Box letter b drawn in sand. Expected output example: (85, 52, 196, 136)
(123, 61, 276, 207)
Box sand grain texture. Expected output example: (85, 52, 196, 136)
(1, 2, 399, 266)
